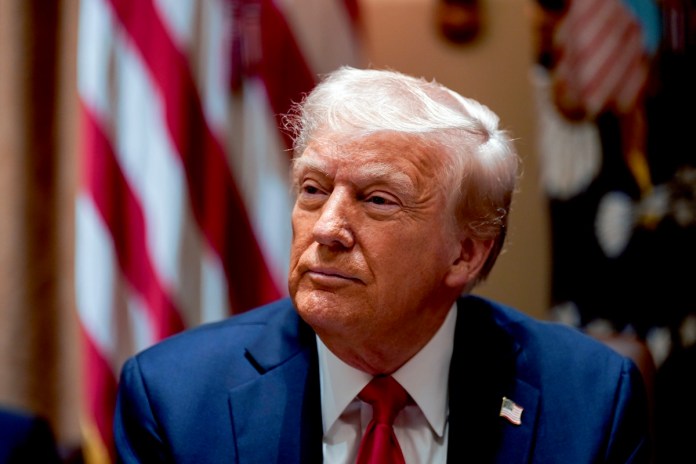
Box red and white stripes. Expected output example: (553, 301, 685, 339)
(76, 0, 362, 460)
(553, 0, 650, 117)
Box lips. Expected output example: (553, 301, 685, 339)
(308, 266, 359, 280)
(304, 265, 364, 286)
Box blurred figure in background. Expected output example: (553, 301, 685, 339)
(0, 406, 61, 463)
(529, 0, 696, 461)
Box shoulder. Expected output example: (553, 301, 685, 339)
(137, 298, 296, 359)
(460, 295, 638, 382)
(120, 298, 299, 387)
(460, 295, 650, 460)
(464, 295, 618, 353)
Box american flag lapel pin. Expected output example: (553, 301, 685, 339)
(499, 396, 523, 425)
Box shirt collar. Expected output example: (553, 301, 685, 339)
(318, 302, 457, 437)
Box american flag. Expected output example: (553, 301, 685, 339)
(552, 0, 656, 118)
(499, 396, 524, 425)
(75, 0, 362, 461)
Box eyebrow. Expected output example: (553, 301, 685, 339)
(293, 157, 416, 195)
(354, 162, 415, 194)
(292, 157, 330, 180)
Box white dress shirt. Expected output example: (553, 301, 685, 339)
(318, 303, 457, 464)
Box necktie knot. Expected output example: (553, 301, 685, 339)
(358, 376, 409, 425)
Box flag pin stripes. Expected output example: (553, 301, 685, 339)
(499, 396, 523, 425)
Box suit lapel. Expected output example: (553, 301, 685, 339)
(495, 379, 539, 463)
(228, 304, 323, 464)
(448, 296, 539, 463)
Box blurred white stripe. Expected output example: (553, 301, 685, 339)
(228, 78, 293, 293)
(279, 0, 362, 75)
(77, 0, 117, 122)
(154, 0, 197, 52)
(75, 194, 155, 372)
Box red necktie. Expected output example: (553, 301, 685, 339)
(356, 376, 410, 464)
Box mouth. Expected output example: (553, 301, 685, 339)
(305, 267, 363, 285)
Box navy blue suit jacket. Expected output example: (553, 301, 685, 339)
(114, 295, 650, 463)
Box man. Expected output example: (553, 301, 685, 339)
(114, 66, 649, 463)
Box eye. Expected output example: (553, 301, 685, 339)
(303, 184, 321, 195)
(364, 192, 400, 211)
(296, 180, 328, 209)
(297, 179, 326, 196)
(366, 195, 391, 205)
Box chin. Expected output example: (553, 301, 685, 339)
(293, 290, 363, 333)
(293, 289, 337, 319)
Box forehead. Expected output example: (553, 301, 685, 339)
(293, 132, 443, 183)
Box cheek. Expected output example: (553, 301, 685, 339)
(290, 211, 312, 252)
(374, 226, 455, 280)
(288, 211, 318, 287)
(288, 218, 303, 280)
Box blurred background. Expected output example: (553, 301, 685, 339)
(0, 0, 693, 462)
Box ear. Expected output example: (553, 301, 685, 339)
(444, 236, 494, 289)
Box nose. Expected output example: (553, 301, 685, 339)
(313, 189, 355, 248)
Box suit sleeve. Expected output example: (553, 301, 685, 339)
(604, 358, 651, 464)
(114, 356, 170, 463)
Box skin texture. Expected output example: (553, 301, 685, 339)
(288, 131, 493, 375)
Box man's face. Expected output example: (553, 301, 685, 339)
(288, 131, 465, 371)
